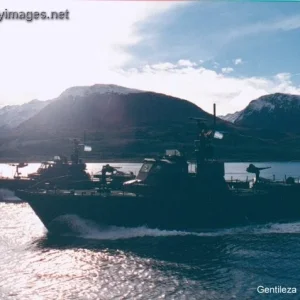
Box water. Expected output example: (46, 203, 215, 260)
(1, 162, 300, 299)
(0, 204, 300, 300)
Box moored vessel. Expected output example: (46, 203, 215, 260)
(0, 139, 134, 192)
(0, 139, 92, 191)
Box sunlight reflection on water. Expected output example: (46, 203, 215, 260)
(0, 203, 300, 299)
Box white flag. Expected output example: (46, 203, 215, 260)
(84, 145, 92, 152)
(213, 131, 224, 140)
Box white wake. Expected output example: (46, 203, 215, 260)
(50, 214, 300, 241)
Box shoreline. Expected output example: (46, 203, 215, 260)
(0, 158, 300, 164)
(0, 158, 144, 164)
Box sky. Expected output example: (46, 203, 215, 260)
(0, 0, 300, 115)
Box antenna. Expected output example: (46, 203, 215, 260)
(213, 103, 216, 130)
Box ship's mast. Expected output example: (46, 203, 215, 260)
(71, 139, 80, 164)
(192, 103, 217, 175)
(213, 103, 216, 130)
(70, 132, 91, 164)
(195, 121, 208, 166)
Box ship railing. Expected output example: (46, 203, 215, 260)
(227, 173, 300, 182)
(28, 175, 95, 190)
(28, 175, 72, 189)
(226, 173, 300, 187)
(188, 162, 300, 184)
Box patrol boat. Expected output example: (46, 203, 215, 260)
(0, 139, 94, 190)
(16, 104, 300, 234)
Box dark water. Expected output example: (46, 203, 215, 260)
(1, 203, 300, 300)
(1, 162, 300, 299)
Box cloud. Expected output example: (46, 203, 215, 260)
(0, 0, 182, 104)
(112, 61, 300, 115)
(226, 14, 300, 42)
(177, 59, 197, 67)
(213, 62, 219, 69)
(221, 67, 234, 74)
(1, 1, 299, 117)
(151, 63, 177, 71)
(234, 58, 243, 65)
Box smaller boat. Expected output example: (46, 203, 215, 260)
(0, 138, 136, 199)
(0, 139, 94, 191)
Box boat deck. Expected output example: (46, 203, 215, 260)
(20, 189, 138, 198)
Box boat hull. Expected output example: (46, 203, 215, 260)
(16, 187, 300, 233)
(0, 179, 34, 190)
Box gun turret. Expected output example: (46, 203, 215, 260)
(9, 162, 28, 178)
(246, 164, 271, 182)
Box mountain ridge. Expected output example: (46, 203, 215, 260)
(0, 99, 51, 129)
(59, 84, 145, 98)
(219, 93, 300, 132)
(0, 84, 236, 160)
(1, 86, 300, 161)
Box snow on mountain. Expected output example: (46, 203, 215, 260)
(0, 99, 51, 129)
(219, 111, 241, 123)
(235, 93, 300, 123)
(59, 84, 144, 99)
(231, 93, 300, 132)
(220, 93, 300, 125)
(0, 85, 146, 130)
(247, 98, 275, 112)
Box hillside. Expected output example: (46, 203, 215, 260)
(0, 99, 51, 130)
(220, 93, 300, 133)
(1, 86, 300, 162)
(0, 84, 229, 161)
(18, 87, 212, 133)
(219, 111, 241, 123)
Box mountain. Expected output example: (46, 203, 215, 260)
(219, 111, 241, 123)
(17, 84, 216, 133)
(236, 93, 300, 132)
(0, 84, 232, 161)
(0, 99, 51, 129)
(1, 86, 300, 162)
(0, 85, 142, 130)
(60, 84, 143, 98)
(220, 93, 300, 132)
